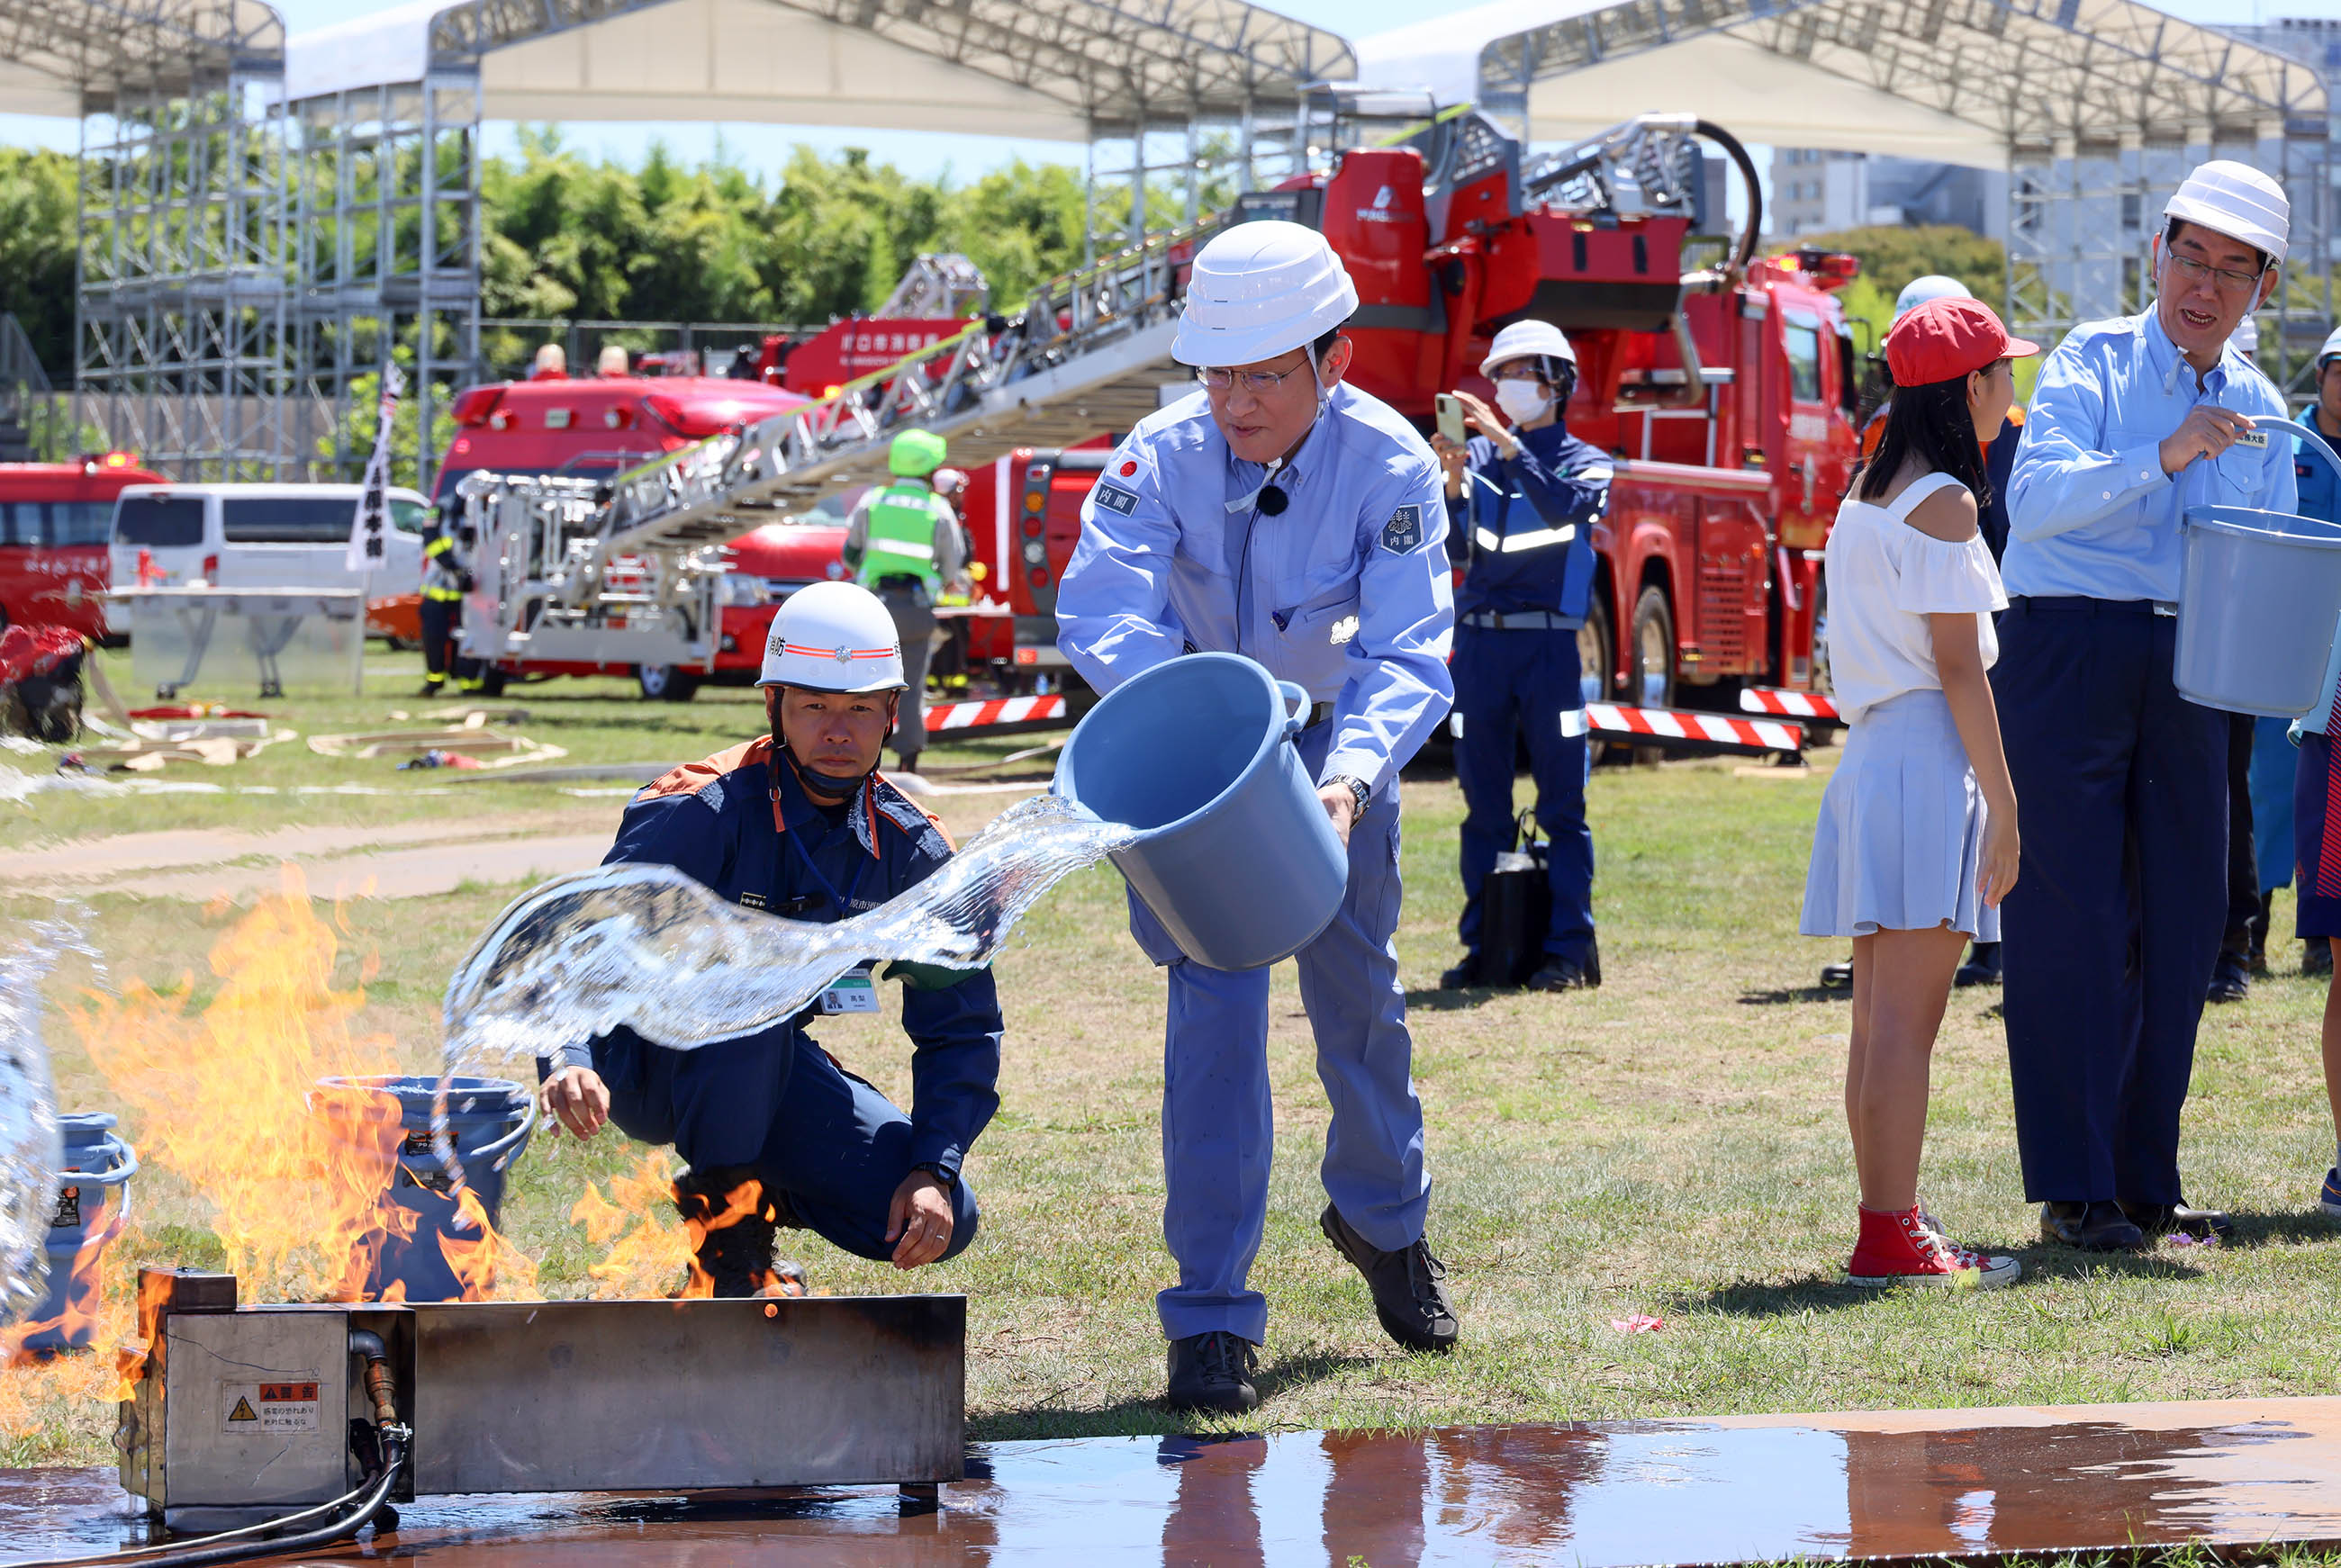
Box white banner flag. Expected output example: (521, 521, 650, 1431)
(344, 364, 405, 575)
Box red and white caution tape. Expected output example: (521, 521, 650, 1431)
(1583, 703, 1804, 757)
(1740, 687, 1841, 725)
(923, 693, 1070, 734)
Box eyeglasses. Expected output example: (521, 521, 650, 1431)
(2165, 250, 2267, 294)
(1196, 361, 1311, 395)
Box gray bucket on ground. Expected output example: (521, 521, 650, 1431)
(21, 1113, 137, 1355)
(2176, 418, 2341, 717)
(1054, 652, 1347, 971)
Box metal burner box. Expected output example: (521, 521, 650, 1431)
(118, 1270, 965, 1528)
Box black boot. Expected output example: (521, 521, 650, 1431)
(1954, 942, 2002, 987)
(1319, 1203, 1459, 1354)
(673, 1166, 782, 1297)
(1165, 1331, 1260, 1413)
(2309, 940, 2335, 979)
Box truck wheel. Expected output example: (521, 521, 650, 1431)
(637, 664, 701, 702)
(1629, 585, 1675, 711)
(1576, 595, 1614, 705)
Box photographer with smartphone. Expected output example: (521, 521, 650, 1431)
(1431, 320, 1611, 993)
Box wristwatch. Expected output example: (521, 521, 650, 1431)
(1329, 774, 1371, 816)
(912, 1161, 959, 1192)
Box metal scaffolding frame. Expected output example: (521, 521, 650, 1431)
(42, 2, 294, 478)
(1452, 0, 2331, 397)
(289, 75, 484, 487)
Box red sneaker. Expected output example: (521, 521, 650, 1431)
(1848, 1204, 2020, 1290)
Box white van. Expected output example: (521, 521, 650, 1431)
(108, 482, 430, 595)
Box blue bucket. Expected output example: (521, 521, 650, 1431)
(309, 1076, 535, 1302)
(22, 1113, 138, 1355)
(2176, 419, 2341, 717)
(1054, 652, 1347, 970)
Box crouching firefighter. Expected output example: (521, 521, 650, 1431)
(534, 580, 1003, 1293)
(1433, 320, 1609, 992)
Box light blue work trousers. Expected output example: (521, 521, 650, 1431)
(1126, 718, 1431, 1344)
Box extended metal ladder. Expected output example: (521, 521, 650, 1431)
(562, 217, 1216, 599)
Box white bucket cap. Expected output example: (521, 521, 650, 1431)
(1893, 275, 1972, 323)
(1479, 320, 1577, 379)
(2164, 159, 2290, 264)
(1172, 221, 1360, 369)
(2320, 326, 2341, 367)
(757, 580, 906, 692)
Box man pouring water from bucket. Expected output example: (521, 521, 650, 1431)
(1055, 221, 1460, 1413)
(1996, 160, 2296, 1252)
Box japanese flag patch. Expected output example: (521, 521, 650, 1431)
(1380, 504, 1424, 554)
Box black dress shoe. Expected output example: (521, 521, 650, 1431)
(2118, 1201, 2232, 1242)
(1819, 960, 1853, 990)
(2309, 941, 2335, 979)
(1527, 957, 1597, 992)
(2207, 951, 2250, 1005)
(1166, 1330, 1259, 1413)
(1439, 960, 1478, 990)
(2040, 1200, 2147, 1252)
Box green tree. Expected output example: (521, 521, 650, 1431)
(1791, 223, 2005, 310)
(0, 148, 79, 379)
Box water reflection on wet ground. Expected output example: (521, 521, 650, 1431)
(14, 1397, 2341, 1564)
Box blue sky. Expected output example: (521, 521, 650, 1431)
(0, 0, 2328, 182)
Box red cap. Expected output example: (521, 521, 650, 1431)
(1885, 297, 2040, 386)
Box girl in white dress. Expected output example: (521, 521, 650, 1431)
(1801, 296, 2037, 1288)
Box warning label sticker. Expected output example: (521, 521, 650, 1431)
(220, 1380, 321, 1434)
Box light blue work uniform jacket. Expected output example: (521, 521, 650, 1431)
(1054, 383, 1456, 795)
(2005, 309, 2296, 603)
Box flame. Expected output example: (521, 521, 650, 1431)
(570, 1152, 700, 1298)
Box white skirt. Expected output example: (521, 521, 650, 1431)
(1800, 688, 2000, 942)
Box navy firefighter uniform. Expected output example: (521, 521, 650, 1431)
(1448, 422, 1609, 983)
(540, 737, 1003, 1261)
(1055, 376, 1455, 1347)
(1999, 297, 2293, 1214)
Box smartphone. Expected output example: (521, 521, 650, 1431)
(1434, 392, 1468, 446)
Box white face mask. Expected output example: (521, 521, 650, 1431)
(1494, 379, 1551, 425)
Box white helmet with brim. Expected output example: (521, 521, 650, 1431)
(757, 580, 906, 693)
(1172, 221, 1359, 369)
(1479, 320, 1577, 380)
(2165, 159, 2290, 264)
(1893, 275, 1972, 324)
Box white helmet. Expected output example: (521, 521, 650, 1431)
(2231, 315, 2260, 355)
(756, 581, 905, 692)
(930, 467, 968, 499)
(1479, 320, 1577, 380)
(2165, 159, 2289, 263)
(2319, 326, 2341, 367)
(1172, 221, 1359, 368)
(1893, 275, 1972, 323)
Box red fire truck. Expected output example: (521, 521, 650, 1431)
(0, 453, 167, 641)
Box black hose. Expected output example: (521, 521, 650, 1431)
(3, 1432, 408, 1568)
(1692, 119, 1763, 272)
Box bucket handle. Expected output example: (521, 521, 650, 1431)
(406, 1092, 539, 1173)
(2256, 418, 2341, 500)
(58, 1135, 138, 1190)
(1276, 680, 1312, 739)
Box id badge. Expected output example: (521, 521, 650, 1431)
(818, 973, 880, 1014)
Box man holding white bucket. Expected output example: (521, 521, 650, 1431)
(1997, 161, 2297, 1251)
(1055, 221, 1458, 1414)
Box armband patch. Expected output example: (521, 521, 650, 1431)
(1093, 482, 1140, 516)
(1380, 504, 1425, 554)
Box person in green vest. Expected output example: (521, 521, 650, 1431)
(843, 429, 969, 771)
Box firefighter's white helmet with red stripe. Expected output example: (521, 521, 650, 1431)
(757, 581, 906, 692)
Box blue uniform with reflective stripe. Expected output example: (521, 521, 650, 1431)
(1994, 308, 2295, 1208)
(1449, 424, 1608, 973)
(1056, 381, 1453, 1344)
(544, 736, 1003, 1263)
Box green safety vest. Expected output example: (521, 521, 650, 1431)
(857, 482, 947, 592)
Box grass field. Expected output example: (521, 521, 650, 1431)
(7, 644, 2341, 1479)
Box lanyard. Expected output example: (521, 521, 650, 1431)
(783, 818, 872, 915)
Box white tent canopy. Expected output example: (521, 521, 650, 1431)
(1355, 0, 2327, 170)
(285, 0, 1353, 135)
(0, 0, 285, 113)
